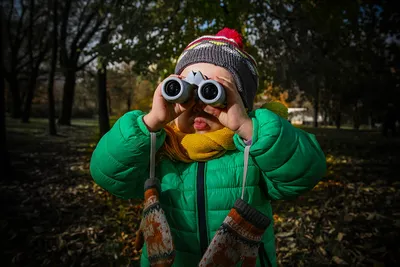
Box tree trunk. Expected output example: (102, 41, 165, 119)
(0, 69, 7, 177)
(97, 64, 110, 137)
(0, 5, 10, 177)
(322, 109, 329, 126)
(311, 76, 320, 128)
(353, 105, 361, 130)
(58, 69, 76, 125)
(127, 98, 131, 112)
(335, 111, 341, 129)
(97, 27, 111, 137)
(22, 0, 34, 123)
(368, 110, 373, 130)
(313, 86, 320, 128)
(21, 67, 39, 122)
(107, 90, 112, 115)
(8, 75, 22, 118)
(47, 0, 58, 135)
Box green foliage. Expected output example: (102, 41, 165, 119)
(5, 0, 398, 128)
(100, 0, 260, 79)
(248, 0, 399, 126)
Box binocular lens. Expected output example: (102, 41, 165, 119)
(200, 84, 219, 100)
(161, 72, 225, 107)
(164, 80, 181, 97)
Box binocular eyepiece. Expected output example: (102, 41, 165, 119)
(161, 71, 226, 107)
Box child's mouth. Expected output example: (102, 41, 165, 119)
(194, 118, 209, 131)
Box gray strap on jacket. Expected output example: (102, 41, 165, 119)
(150, 132, 157, 179)
(241, 145, 251, 200)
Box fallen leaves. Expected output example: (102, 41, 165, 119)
(337, 232, 344, 242)
(275, 231, 295, 238)
(2, 120, 143, 266)
(2, 119, 400, 266)
(272, 128, 400, 266)
(332, 255, 348, 265)
(319, 246, 327, 256)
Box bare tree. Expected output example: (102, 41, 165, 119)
(58, 0, 107, 125)
(21, 0, 51, 122)
(96, 27, 112, 137)
(0, 4, 10, 176)
(47, 0, 58, 135)
(2, 1, 30, 118)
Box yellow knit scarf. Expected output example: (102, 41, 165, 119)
(162, 125, 236, 162)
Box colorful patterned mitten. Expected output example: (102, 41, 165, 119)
(199, 199, 271, 267)
(134, 178, 175, 266)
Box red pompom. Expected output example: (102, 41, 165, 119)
(216, 28, 243, 49)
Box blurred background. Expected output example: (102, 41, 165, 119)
(1, 0, 399, 266)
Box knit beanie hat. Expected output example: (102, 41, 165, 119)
(174, 28, 259, 111)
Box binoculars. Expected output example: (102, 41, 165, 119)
(161, 71, 226, 107)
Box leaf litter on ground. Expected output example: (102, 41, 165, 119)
(2, 119, 399, 266)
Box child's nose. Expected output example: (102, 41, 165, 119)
(192, 101, 206, 113)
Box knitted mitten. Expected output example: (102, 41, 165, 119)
(199, 199, 271, 267)
(134, 178, 175, 266)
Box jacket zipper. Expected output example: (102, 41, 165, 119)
(197, 162, 208, 255)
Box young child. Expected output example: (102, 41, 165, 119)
(90, 28, 326, 267)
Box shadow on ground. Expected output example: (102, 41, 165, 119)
(1, 118, 141, 267)
(271, 127, 400, 266)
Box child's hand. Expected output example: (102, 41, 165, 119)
(143, 75, 196, 132)
(204, 76, 253, 140)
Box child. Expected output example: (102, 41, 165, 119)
(90, 28, 326, 267)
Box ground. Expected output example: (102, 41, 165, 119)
(1, 118, 399, 266)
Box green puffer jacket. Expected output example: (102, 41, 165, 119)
(90, 109, 326, 267)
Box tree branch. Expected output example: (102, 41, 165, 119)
(77, 54, 98, 71)
(17, 49, 30, 63)
(59, 0, 72, 66)
(75, 0, 90, 32)
(34, 40, 50, 69)
(28, 0, 35, 69)
(77, 16, 106, 51)
(14, 3, 27, 48)
(84, 68, 96, 78)
(8, 4, 27, 59)
(15, 58, 33, 72)
(6, 0, 14, 36)
(71, 10, 97, 53)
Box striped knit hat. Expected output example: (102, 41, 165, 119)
(175, 28, 259, 111)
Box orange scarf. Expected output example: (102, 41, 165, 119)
(161, 125, 236, 162)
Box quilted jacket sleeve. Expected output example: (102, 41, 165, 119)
(233, 108, 326, 200)
(90, 110, 166, 199)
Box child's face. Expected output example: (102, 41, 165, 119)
(174, 63, 234, 134)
